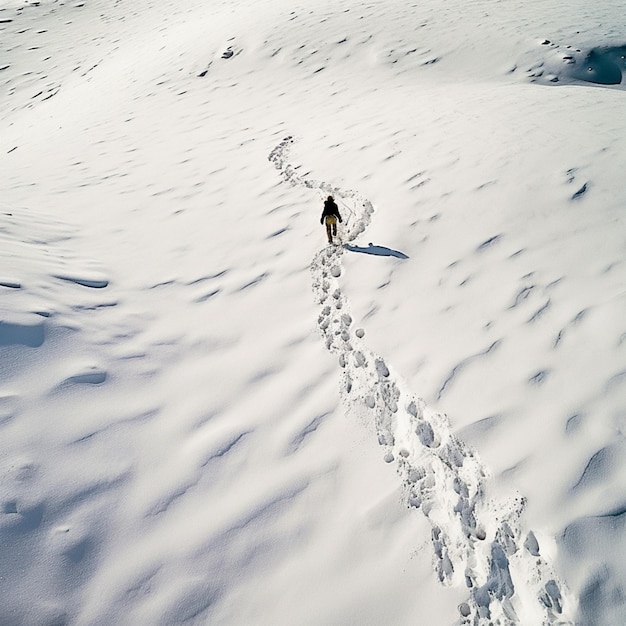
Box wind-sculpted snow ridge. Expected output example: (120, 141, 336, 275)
(516, 39, 626, 89)
(270, 137, 575, 625)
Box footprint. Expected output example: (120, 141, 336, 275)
(524, 530, 540, 556)
(543, 579, 563, 613)
(375, 359, 390, 378)
(416, 420, 435, 447)
(353, 351, 366, 367)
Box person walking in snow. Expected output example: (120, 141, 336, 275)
(320, 195, 342, 244)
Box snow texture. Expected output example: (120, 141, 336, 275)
(1, 0, 625, 624)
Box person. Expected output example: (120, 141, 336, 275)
(320, 195, 342, 244)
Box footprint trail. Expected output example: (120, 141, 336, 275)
(269, 137, 574, 625)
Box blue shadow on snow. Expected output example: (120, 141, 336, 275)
(343, 243, 409, 259)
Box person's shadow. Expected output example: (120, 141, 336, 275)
(343, 243, 409, 259)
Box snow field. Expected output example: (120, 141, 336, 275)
(1, 0, 626, 623)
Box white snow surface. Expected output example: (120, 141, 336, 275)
(1, 0, 625, 624)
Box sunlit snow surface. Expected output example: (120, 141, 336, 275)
(1, 0, 625, 624)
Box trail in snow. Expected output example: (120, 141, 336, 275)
(269, 137, 575, 626)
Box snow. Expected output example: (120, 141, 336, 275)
(1, 0, 625, 624)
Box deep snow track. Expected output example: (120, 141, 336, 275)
(269, 137, 574, 625)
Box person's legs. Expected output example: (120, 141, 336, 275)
(325, 216, 337, 243)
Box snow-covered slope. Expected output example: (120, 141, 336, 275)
(1, 0, 625, 624)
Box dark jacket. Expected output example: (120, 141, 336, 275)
(320, 198, 342, 224)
